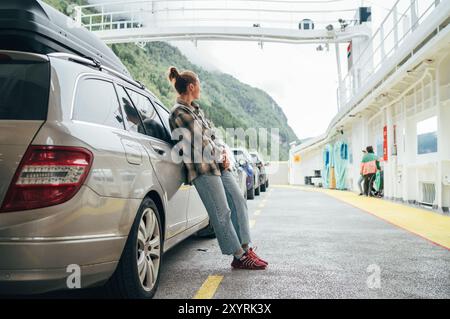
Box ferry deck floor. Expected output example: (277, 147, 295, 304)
(154, 186, 450, 299)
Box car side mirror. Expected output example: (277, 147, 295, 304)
(239, 159, 246, 166)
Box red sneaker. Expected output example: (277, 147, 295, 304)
(247, 247, 268, 266)
(231, 252, 266, 270)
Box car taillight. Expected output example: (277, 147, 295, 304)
(0, 53, 12, 61)
(0, 146, 93, 213)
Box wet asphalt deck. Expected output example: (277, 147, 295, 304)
(154, 186, 450, 299)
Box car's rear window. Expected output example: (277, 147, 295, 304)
(0, 59, 50, 120)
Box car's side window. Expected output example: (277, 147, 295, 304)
(125, 88, 170, 143)
(115, 85, 142, 134)
(233, 150, 245, 162)
(73, 78, 124, 129)
(151, 99, 172, 143)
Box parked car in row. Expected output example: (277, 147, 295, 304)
(231, 147, 261, 199)
(0, 48, 218, 299)
(249, 150, 270, 192)
(0, 0, 213, 299)
(224, 143, 248, 200)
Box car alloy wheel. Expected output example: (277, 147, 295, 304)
(137, 208, 161, 292)
(105, 197, 163, 298)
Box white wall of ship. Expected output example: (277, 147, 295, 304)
(289, 51, 450, 212)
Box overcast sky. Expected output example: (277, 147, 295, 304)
(86, 0, 413, 140)
(166, 0, 408, 140)
(172, 40, 341, 140)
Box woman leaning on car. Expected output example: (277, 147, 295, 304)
(167, 66, 268, 270)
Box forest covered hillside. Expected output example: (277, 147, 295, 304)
(44, 0, 299, 160)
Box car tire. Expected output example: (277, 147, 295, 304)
(260, 181, 266, 192)
(105, 197, 163, 299)
(196, 222, 216, 238)
(247, 186, 255, 200)
(255, 184, 260, 196)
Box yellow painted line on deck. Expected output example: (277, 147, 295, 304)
(254, 209, 261, 216)
(193, 275, 224, 299)
(258, 202, 265, 209)
(249, 219, 256, 228)
(274, 185, 450, 250)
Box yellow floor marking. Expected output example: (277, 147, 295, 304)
(258, 202, 265, 209)
(179, 185, 191, 191)
(273, 185, 450, 249)
(193, 275, 224, 299)
(249, 219, 256, 228)
(254, 209, 261, 216)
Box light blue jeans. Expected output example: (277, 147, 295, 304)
(192, 170, 252, 255)
(358, 175, 364, 194)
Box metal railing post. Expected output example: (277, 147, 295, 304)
(336, 87, 340, 111)
(410, 0, 418, 31)
(380, 25, 386, 61)
(335, 42, 344, 109)
(75, 6, 82, 27)
(393, 4, 399, 50)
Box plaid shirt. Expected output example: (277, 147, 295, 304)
(169, 98, 223, 183)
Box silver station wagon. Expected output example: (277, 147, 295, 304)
(0, 49, 211, 298)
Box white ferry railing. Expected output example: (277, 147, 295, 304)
(339, 0, 442, 109)
(74, 0, 446, 112)
(74, 0, 360, 32)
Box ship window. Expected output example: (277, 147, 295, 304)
(417, 116, 437, 154)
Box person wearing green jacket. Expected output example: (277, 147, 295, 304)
(360, 146, 381, 196)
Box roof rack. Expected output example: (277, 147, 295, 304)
(0, 0, 131, 77)
(49, 52, 145, 90)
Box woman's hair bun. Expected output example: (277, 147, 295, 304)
(168, 66, 179, 83)
(167, 67, 198, 94)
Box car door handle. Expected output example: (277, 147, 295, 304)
(152, 145, 166, 155)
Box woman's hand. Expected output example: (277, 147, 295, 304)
(221, 150, 231, 171)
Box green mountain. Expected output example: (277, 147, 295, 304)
(44, 0, 298, 160)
